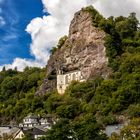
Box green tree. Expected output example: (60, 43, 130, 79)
(43, 119, 77, 140)
(72, 114, 107, 140)
(120, 118, 140, 140)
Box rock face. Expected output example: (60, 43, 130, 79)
(36, 8, 110, 95)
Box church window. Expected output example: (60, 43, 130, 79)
(72, 73, 76, 80)
(65, 75, 69, 84)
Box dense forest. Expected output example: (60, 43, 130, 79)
(0, 6, 140, 140)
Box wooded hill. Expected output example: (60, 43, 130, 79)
(0, 6, 140, 140)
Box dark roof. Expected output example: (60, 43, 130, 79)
(12, 128, 23, 139)
(23, 127, 46, 136)
(32, 127, 46, 135)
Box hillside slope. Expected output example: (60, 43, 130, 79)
(0, 6, 140, 140)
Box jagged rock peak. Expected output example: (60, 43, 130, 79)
(69, 7, 94, 36)
(36, 7, 110, 95)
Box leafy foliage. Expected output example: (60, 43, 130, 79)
(109, 118, 140, 140)
(0, 6, 140, 140)
(0, 67, 46, 124)
(50, 35, 68, 55)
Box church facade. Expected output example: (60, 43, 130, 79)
(57, 70, 85, 94)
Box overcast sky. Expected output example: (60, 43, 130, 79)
(0, 0, 140, 71)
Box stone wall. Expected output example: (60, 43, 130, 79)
(57, 70, 85, 94)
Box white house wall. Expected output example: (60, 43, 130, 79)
(57, 70, 85, 94)
(14, 130, 24, 140)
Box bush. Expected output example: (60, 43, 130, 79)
(127, 104, 140, 117)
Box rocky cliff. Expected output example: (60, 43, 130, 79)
(36, 7, 110, 95)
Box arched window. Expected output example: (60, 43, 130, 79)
(65, 75, 69, 84)
(72, 73, 76, 81)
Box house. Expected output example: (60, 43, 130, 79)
(21, 127, 46, 140)
(0, 114, 56, 140)
(19, 114, 39, 128)
(19, 113, 57, 131)
(39, 114, 54, 127)
(0, 126, 12, 139)
(39, 118, 51, 127)
(33, 127, 47, 139)
(57, 69, 85, 94)
(0, 126, 11, 137)
(0, 126, 25, 140)
(10, 127, 25, 140)
(6, 127, 46, 140)
(39, 115, 57, 130)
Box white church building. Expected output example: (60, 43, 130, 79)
(57, 70, 85, 94)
